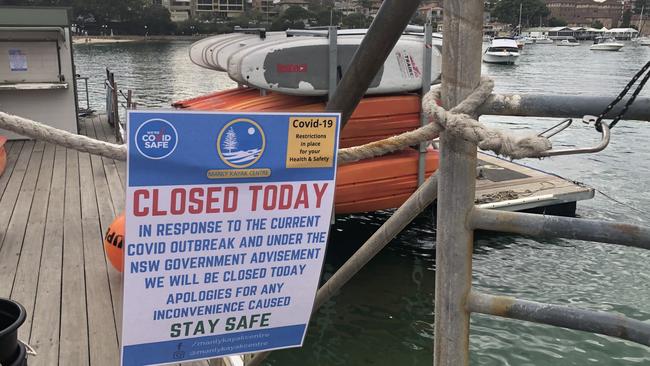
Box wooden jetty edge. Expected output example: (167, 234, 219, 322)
(0, 114, 592, 365)
(0, 115, 208, 366)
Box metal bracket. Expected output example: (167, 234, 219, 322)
(536, 116, 610, 157)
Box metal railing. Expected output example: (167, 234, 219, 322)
(105, 69, 134, 143)
(435, 1, 650, 365)
(75, 75, 94, 117)
(218, 2, 650, 363)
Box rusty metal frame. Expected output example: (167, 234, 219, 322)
(221, 1, 650, 365)
(434, 1, 650, 366)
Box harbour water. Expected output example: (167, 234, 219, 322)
(74, 41, 650, 365)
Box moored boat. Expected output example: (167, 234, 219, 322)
(633, 36, 650, 46)
(590, 37, 624, 51)
(483, 37, 520, 65)
(529, 35, 553, 44)
(557, 38, 580, 47)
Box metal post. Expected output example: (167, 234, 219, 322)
(328, 26, 338, 101)
(325, 0, 421, 127)
(127, 89, 133, 109)
(83, 77, 90, 111)
(417, 21, 433, 186)
(112, 80, 120, 141)
(434, 1, 483, 366)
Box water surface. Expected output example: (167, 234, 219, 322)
(74, 40, 650, 365)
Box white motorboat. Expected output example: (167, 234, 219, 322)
(529, 35, 553, 44)
(633, 36, 650, 46)
(590, 37, 624, 51)
(483, 37, 520, 65)
(557, 38, 580, 47)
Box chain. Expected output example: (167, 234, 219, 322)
(595, 60, 650, 132)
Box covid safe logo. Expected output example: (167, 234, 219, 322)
(135, 118, 178, 159)
(217, 118, 266, 168)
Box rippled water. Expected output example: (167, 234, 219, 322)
(75, 40, 650, 365)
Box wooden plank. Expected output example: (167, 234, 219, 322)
(0, 141, 39, 297)
(0, 141, 34, 253)
(59, 148, 89, 366)
(78, 144, 120, 365)
(29, 145, 66, 366)
(0, 141, 25, 199)
(81, 117, 124, 342)
(96, 114, 127, 189)
(10, 143, 55, 341)
(92, 116, 125, 214)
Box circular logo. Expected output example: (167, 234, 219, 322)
(135, 119, 178, 160)
(217, 118, 265, 168)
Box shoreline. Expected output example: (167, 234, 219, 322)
(72, 35, 207, 44)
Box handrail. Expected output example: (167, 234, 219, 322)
(469, 291, 650, 347)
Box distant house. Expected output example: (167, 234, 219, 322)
(279, 0, 309, 12)
(417, 4, 443, 22)
(547, 26, 577, 40)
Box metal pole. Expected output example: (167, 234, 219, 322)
(84, 77, 90, 111)
(469, 291, 650, 347)
(112, 80, 120, 141)
(325, 0, 421, 128)
(479, 94, 650, 121)
(471, 208, 650, 250)
(434, 1, 483, 366)
(417, 21, 433, 187)
(328, 26, 338, 101)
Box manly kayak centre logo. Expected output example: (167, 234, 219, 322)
(135, 118, 178, 159)
(217, 118, 266, 168)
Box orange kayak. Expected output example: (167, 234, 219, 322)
(174, 88, 439, 213)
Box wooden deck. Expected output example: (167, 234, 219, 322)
(0, 114, 592, 366)
(0, 116, 208, 366)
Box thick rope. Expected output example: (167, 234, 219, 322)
(0, 111, 127, 160)
(1, 78, 551, 163)
(422, 77, 553, 159)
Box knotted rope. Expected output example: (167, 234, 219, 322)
(338, 77, 552, 163)
(0, 78, 551, 163)
(421, 77, 552, 159)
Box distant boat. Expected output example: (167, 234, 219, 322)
(633, 36, 650, 46)
(557, 38, 580, 47)
(529, 35, 553, 44)
(590, 37, 624, 51)
(483, 37, 520, 65)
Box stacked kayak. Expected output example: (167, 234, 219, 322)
(173, 88, 439, 213)
(180, 29, 442, 213)
(173, 88, 424, 148)
(188, 30, 442, 96)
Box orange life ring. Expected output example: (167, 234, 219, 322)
(0, 136, 7, 177)
(104, 213, 125, 272)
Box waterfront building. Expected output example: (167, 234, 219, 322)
(544, 0, 633, 28)
(160, 0, 246, 20)
(334, 0, 383, 16)
(251, 0, 280, 17)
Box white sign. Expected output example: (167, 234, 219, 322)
(9, 49, 27, 71)
(122, 111, 340, 365)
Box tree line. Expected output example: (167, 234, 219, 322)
(0, 0, 379, 35)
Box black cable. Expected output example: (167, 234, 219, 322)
(594, 60, 650, 132)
